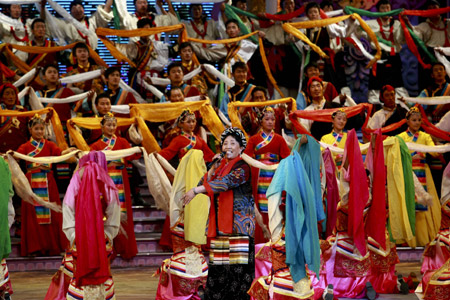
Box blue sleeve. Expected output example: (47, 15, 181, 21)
(296, 92, 306, 110)
(220, 92, 230, 119)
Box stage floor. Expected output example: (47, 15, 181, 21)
(10, 263, 422, 299)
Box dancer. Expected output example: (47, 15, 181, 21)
(17, 115, 73, 256)
(182, 127, 255, 300)
(398, 107, 442, 246)
(320, 109, 349, 170)
(156, 149, 209, 299)
(244, 107, 290, 244)
(63, 151, 120, 299)
(90, 113, 138, 259)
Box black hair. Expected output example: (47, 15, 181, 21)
(166, 86, 184, 99)
(251, 86, 268, 98)
(431, 61, 445, 69)
(31, 18, 45, 30)
(179, 42, 193, 52)
(305, 2, 320, 14)
(70, 0, 84, 10)
(232, 61, 248, 73)
(72, 42, 89, 54)
(304, 62, 319, 73)
(320, 0, 333, 9)
(232, 0, 246, 6)
(225, 19, 240, 29)
(43, 63, 59, 74)
(425, 0, 440, 8)
(105, 67, 121, 79)
(137, 17, 154, 29)
(95, 93, 111, 106)
(167, 62, 183, 74)
(376, 0, 391, 11)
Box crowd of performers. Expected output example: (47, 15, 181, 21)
(0, 0, 450, 299)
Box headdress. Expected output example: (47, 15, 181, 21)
(331, 108, 347, 119)
(102, 112, 116, 123)
(28, 113, 45, 128)
(406, 106, 420, 119)
(220, 127, 247, 149)
(256, 106, 275, 123)
(176, 109, 195, 125)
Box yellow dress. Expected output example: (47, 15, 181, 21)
(320, 131, 347, 169)
(398, 130, 441, 247)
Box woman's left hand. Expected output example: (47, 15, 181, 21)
(182, 188, 196, 206)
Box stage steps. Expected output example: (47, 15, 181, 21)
(7, 204, 172, 272)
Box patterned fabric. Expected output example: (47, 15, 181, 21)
(408, 129, 429, 211)
(255, 131, 274, 151)
(66, 240, 115, 300)
(107, 167, 126, 214)
(255, 153, 279, 213)
(181, 133, 196, 153)
(0, 259, 12, 294)
(102, 135, 116, 150)
(331, 131, 344, 147)
(209, 236, 250, 265)
(204, 238, 255, 300)
(30, 171, 51, 224)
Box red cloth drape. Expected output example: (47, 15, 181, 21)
(74, 161, 111, 286)
(323, 149, 340, 238)
(365, 129, 387, 249)
(264, 6, 305, 21)
(344, 129, 369, 256)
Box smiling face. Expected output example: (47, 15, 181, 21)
(407, 113, 422, 133)
(169, 89, 184, 102)
(180, 115, 196, 134)
(226, 22, 240, 38)
(102, 119, 117, 138)
(70, 4, 85, 21)
(332, 112, 347, 132)
(1, 87, 17, 108)
(96, 97, 111, 116)
(309, 80, 323, 101)
(233, 67, 247, 85)
(222, 135, 243, 160)
(305, 66, 320, 79)
(30, 123, 45, 141)
(283, 0, 295, 14)
(261, 112, 275, 132)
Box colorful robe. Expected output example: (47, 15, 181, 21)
(16, 138, 67, 256)
(90, 135, 139, 259)
(244, 131, 290, 244)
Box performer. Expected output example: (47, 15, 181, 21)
(183, 4, 220, 44)
(248, 141, 319, 300)
(418, 162, 450, 300)
(398, 107, 442, 247)
(319, 130, 375, 299)
(104, 67, 137, 106)
(244, 107, 290, 244)
(90, 113, 139, 260)
(36, 64, 76, 127)
(178, 42, 208, 96)
(367, 85, 408, 135)
(0, 83, 28, 153)
(0, 4, 32, 48)
(156, 150, 209, 300)
(160, 62, 201, 102)
(158, 109, 214, 163)
(0, 156, 14, 300)
(66, 42, 104, 98)
(61, 151, 120, 299)
(182, 127, 255, 300)
(16, 115, 73, 256)
(320, 109, 349, 169)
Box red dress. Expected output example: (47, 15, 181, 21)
(90, 135, 139, 260)
(244, 131, 290, 244)
(0, 105, 28, 153)
(17, 139, 68, 256)
(158, 132, 215, 249)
